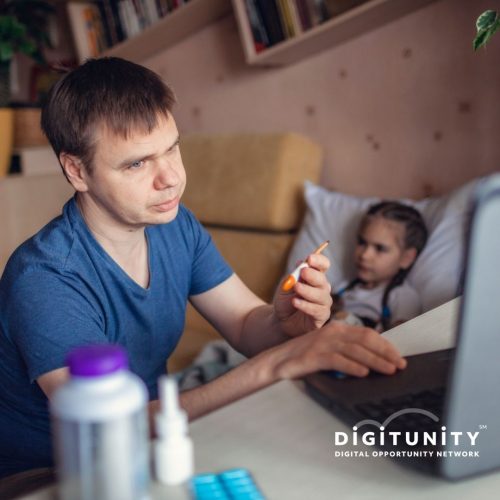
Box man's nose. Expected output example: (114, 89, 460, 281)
(153, 160, 179, 190)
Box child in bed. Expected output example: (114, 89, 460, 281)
(331, 201, 428, 332)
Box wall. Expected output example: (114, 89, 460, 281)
(146, 0, 500, 199)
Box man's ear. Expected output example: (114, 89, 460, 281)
(59, 153, 89, 192)
(400, 247, 418, 270)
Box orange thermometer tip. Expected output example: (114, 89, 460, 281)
(281, 261, 309, 292)
(281, 276, 296, 292)
(281, 241, 330, 292)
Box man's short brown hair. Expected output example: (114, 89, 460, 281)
(41, 57, 176, 173)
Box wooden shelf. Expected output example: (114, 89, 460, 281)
(232, 0, 439, 66)
(103, 0, 232, 63)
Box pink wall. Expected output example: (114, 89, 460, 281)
(146, 0, 500, 199)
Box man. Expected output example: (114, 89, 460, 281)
(0, 58, 406, 478)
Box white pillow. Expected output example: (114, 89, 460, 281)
(288, 178, 487, 313)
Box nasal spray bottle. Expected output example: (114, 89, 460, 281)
(154, 375, 194, 485)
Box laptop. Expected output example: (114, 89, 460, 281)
(304, 174, 500, 480)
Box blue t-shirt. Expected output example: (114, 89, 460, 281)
(0, 197, 232, 478)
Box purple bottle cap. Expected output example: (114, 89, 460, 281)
(67, 345, 128, 377)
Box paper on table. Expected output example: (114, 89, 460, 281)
(381, 297, 461, 357)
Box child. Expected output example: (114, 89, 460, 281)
(331, 201, 428, 331)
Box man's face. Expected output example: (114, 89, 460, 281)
(81, 112, 186, 230)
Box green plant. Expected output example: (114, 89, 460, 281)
(0, 0, 55, 105)
(473, 9, 500, 50)
(0, 15, 37, 63)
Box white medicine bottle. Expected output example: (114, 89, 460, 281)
(154, 375, 194, 486)
(50, 344, 150, 500)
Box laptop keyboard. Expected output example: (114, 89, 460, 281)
(354, 386, 446, 433)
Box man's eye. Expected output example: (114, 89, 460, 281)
(357, 236, 366, 246)
(129, 160, 144, 169)
(169, 140, 180, 153)
(375, 245, 387, 253)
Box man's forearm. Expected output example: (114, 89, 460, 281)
(178, 348, 278, 420)
(147, 347, 279, 429)
(151, 322, 406, 425)
(236, 304, 289, 357)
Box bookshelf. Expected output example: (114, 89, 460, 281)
(232, 0, 439, 66)
(68, 0, 232, 64)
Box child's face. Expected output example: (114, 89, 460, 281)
(354, 217, 417, 287)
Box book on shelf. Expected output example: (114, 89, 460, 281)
(244, 0, 269, 52)
(245, 0, 334, 53)
(276, 0, 296, 38)
(295, 0, 312, 31)
(288, 1, 304, 36)
(118, 0, 141, 38)
(67, 2, 110, 62)
(99, 0, 125, 45)
(254, 0, 285, 47)
(13, 146, 60, 177)
(66, 0, 191, 63)
(299, 0, 330, 28)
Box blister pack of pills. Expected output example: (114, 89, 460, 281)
(190, 468, 265, 500)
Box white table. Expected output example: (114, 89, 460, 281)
(24, 379, 500, 500)
(187, 380, 500, 500)
(23, 299, 500, 499)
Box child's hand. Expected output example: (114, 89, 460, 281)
(331, 310, 364, 327)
